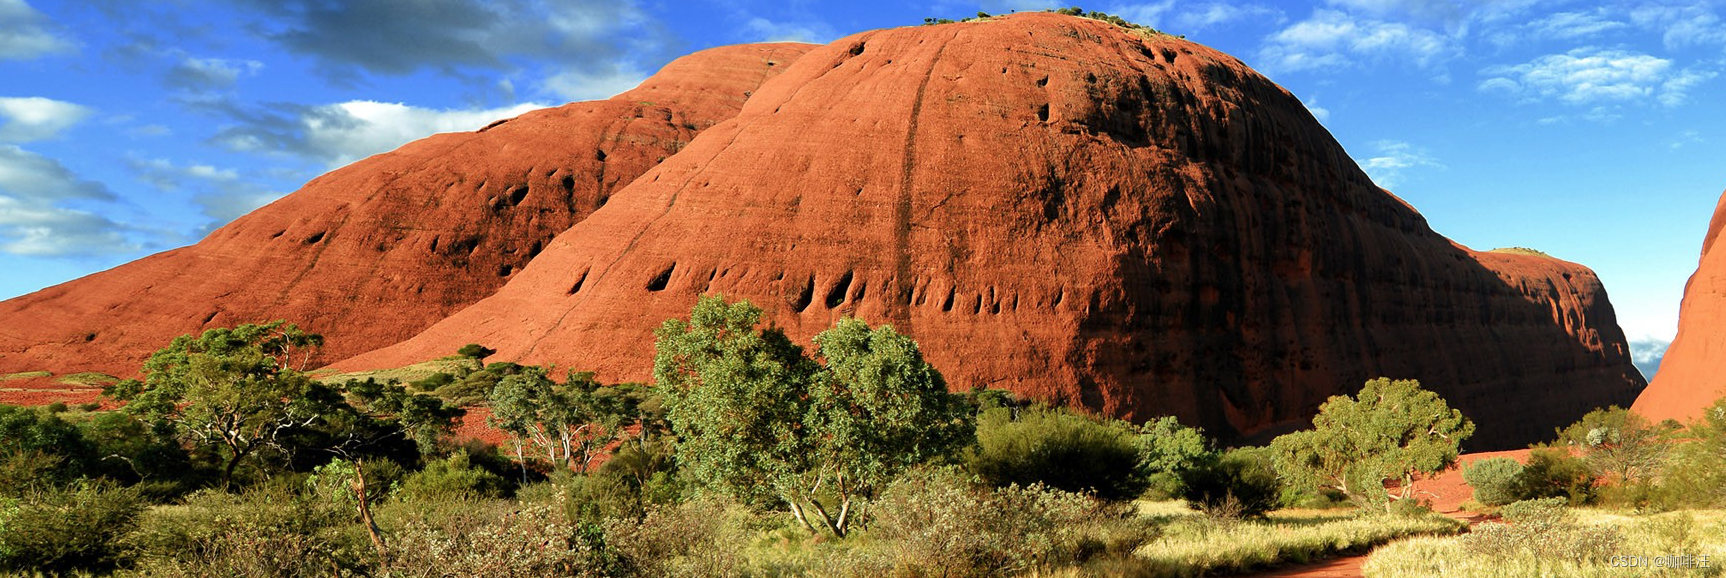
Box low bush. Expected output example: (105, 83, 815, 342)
(1461, 498, 1620, 563)
(1180, 446, 1280, 519)
(1462, 456, 1523, 506)
(605, 496, 750, 577)
(125, 484, 365, 577)
(1135, 416, 1217, 499)
(1510, 449, 1594, 505)
(969, 406, 1147, 501)
(395, 451, 509, 503)
(0, 481, 143, 575)
(867, 466, 1153, 576)
(382, 498, 623, 577)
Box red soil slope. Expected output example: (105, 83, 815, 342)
(342, 13, 1641, 448)
(1634, 189, 1726, 423)
(0, 43, 814, 378)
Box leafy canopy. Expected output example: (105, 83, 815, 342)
(655, 296, 972, 537)
(1269, 377, 1474, 511)
(107, 320, 337, 486)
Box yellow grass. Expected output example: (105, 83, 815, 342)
(1363, 509, 1726, 577)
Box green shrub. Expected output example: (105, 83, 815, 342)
(0, 404, 95, 491)
(1135, 416, 1217, 499)
(1180, 446, 1281, 519)
(868, 466, 1151, 576)
(396, 451, 510, 503)
(382, 498, 624, 577)
(605, 497, 750, 577)
(0, 481, 142, 574)
(1510, 449, 1593, 505)
(44, 402, 66, 414)
(1462, 457, 1523, 506)
(125, 484, 364, 577)
(968, 406, 1147, 501)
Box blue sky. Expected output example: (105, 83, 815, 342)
(1, 0, 1720, 369)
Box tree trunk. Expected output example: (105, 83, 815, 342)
(352, 459, 388, 559)
(786, 499, 818, 534)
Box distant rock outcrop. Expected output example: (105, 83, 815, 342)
(342, 13, 1642, 448)
(1633, 190, 1726, 423)
(0, 43, 815, 377)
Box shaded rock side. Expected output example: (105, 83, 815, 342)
(340, 13, 1642, 448)
(1633, 189, 1726, 423)
(0, 43, 816, 377)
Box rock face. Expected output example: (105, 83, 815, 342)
(342, 13, 1642, 449)
(1633, 190, 1726, 423)
(0, 43, 815, 377)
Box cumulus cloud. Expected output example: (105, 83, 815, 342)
(1629, 338, 1669, 380)
(1356, 140, 1441, 188)
(211, 100, 548, 167)
(1479, 48, 1714, 108)
(0, 145, 134, 256)
(1259, 9, 1457, 73)
(0, 96, 91, 142)
(0, 0, 71, 60)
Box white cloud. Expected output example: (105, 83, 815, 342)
(0, 0, 72, 60)
(1630, 3, 1726, 50)
(1303, 98, 1332, 121)
(213, 100, 549, 167)
(1528, 9, 1628, 40)
(1259, 9, 1457, 73)
(1670, 128, 1704, 149)
(744, 17, 831, 43)
(127, 156, 282, 228)
(1104, 2, 1175, 28)
(0, 96, 90, 142)
(0, 144, 110, 202)
(543, 67, 650, 102)
(165, 56, 264, 91)
(1170, 3, 1283, 30)
(1357, 140, 1441, 188)
(0, 144, 132, 256)
(1480, 48, 1711, 108)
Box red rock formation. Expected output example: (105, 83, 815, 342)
(1632, 190, 1726, 423)
(0, 43, 815, 377)
(342, 13, 1641, 448)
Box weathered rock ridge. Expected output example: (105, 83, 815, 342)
(1633, 189, 1726, 423)
(342, 13, 1643, 448)
(0, 43, 815, 377)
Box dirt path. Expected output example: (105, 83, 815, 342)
(1240, 450, 1528, 578)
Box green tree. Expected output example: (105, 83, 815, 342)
(1552, 406, 1665, 485)
(1269, 377, 1474, 512)
(107, 321, 337, 487)
(1136, 416, 1218, 498)
(656, 296, 971, 537)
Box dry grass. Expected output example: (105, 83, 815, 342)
(1, 371, 52, 381)
(310, 357, 474, 386)
(1363, 509, 1726, 577)
(55, 372, 118, 387)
